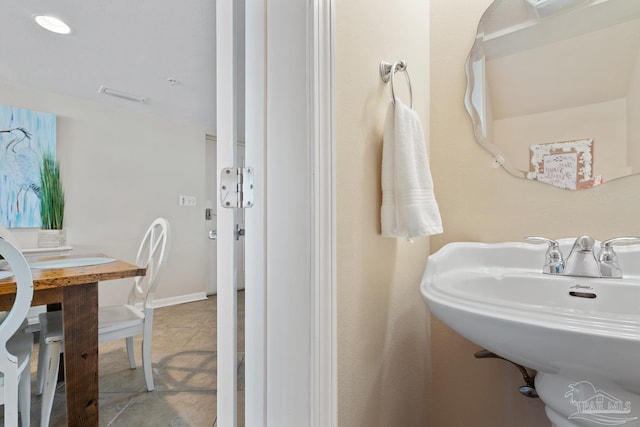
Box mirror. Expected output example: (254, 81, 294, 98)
(465, 0, 640, 190)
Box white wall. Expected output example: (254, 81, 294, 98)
(0, 80, 208, 306)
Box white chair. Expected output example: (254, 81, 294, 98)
(37, 218, 170, 426)
(0, 226, 22, 251)
(0, 226, 21, 271)
(0, 237, 34, 427)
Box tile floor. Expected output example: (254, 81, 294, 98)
(5, 292, 244, 426)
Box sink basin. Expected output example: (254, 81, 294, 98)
(421, 240, 640, 427)
(28, 256, 116, 270)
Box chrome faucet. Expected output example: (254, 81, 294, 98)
(526, 236, 640, 278)
(563, 235, 600, 277)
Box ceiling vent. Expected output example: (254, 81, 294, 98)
(98, 86, 148, 104)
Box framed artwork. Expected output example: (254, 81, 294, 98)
(0, 105, 57, 227)
(528, 139, 599, 190)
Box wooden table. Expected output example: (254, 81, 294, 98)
(0, 254, 145, 426)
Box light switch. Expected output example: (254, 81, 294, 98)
(179, 195, 197, 207)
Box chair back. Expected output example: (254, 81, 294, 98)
(0, 227, 21, 270)
(0, 226, 21, 251)
(128, 218, 170, 309)
(0, 238, 33, 370)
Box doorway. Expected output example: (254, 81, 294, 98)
(205, 134, 218, 295)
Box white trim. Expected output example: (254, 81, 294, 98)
(149, 292, 207, 309)
(310, 0, 336, 426)
(216, 0, 239, 424)
(245, 0, 267, 424)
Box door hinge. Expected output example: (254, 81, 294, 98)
(220, 167, 254, 209)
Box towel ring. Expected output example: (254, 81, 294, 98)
(380, 60, 413, 108)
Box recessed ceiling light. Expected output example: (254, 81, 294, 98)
(34, 15, 72, 35)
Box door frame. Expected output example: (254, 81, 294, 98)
(243, 0, 336, 425)
(216, 0, 239, 424)
(310, 0, 336, 425)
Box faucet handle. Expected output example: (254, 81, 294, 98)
(525, 236, 561, 254)
(598, 237, 640, 278)
(525, 236, 559, 246)
(525, 236, 564, 274)
(601, 237, 640, 248)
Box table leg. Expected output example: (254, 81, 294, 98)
(62, 282, 99, 426)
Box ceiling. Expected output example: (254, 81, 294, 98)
(0, 1, 216, 130)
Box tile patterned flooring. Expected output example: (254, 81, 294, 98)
(7, 292, 244, 426)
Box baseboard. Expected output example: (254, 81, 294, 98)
(151, 292, 208, 308)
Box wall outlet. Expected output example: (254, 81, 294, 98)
(179, 195, 197, 207)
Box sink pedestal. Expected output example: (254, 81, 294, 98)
(536, 372, 640, 427)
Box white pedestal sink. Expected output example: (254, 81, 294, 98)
(421, 239, 640, 427)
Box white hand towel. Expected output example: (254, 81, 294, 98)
(381, 99, 443, 239)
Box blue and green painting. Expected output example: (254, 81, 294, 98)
(0, 105, 56, 228)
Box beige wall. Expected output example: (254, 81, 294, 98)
(430, 0, 640, 426)
(628, 46, 640, 170)
(336, 0, 431, 425)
